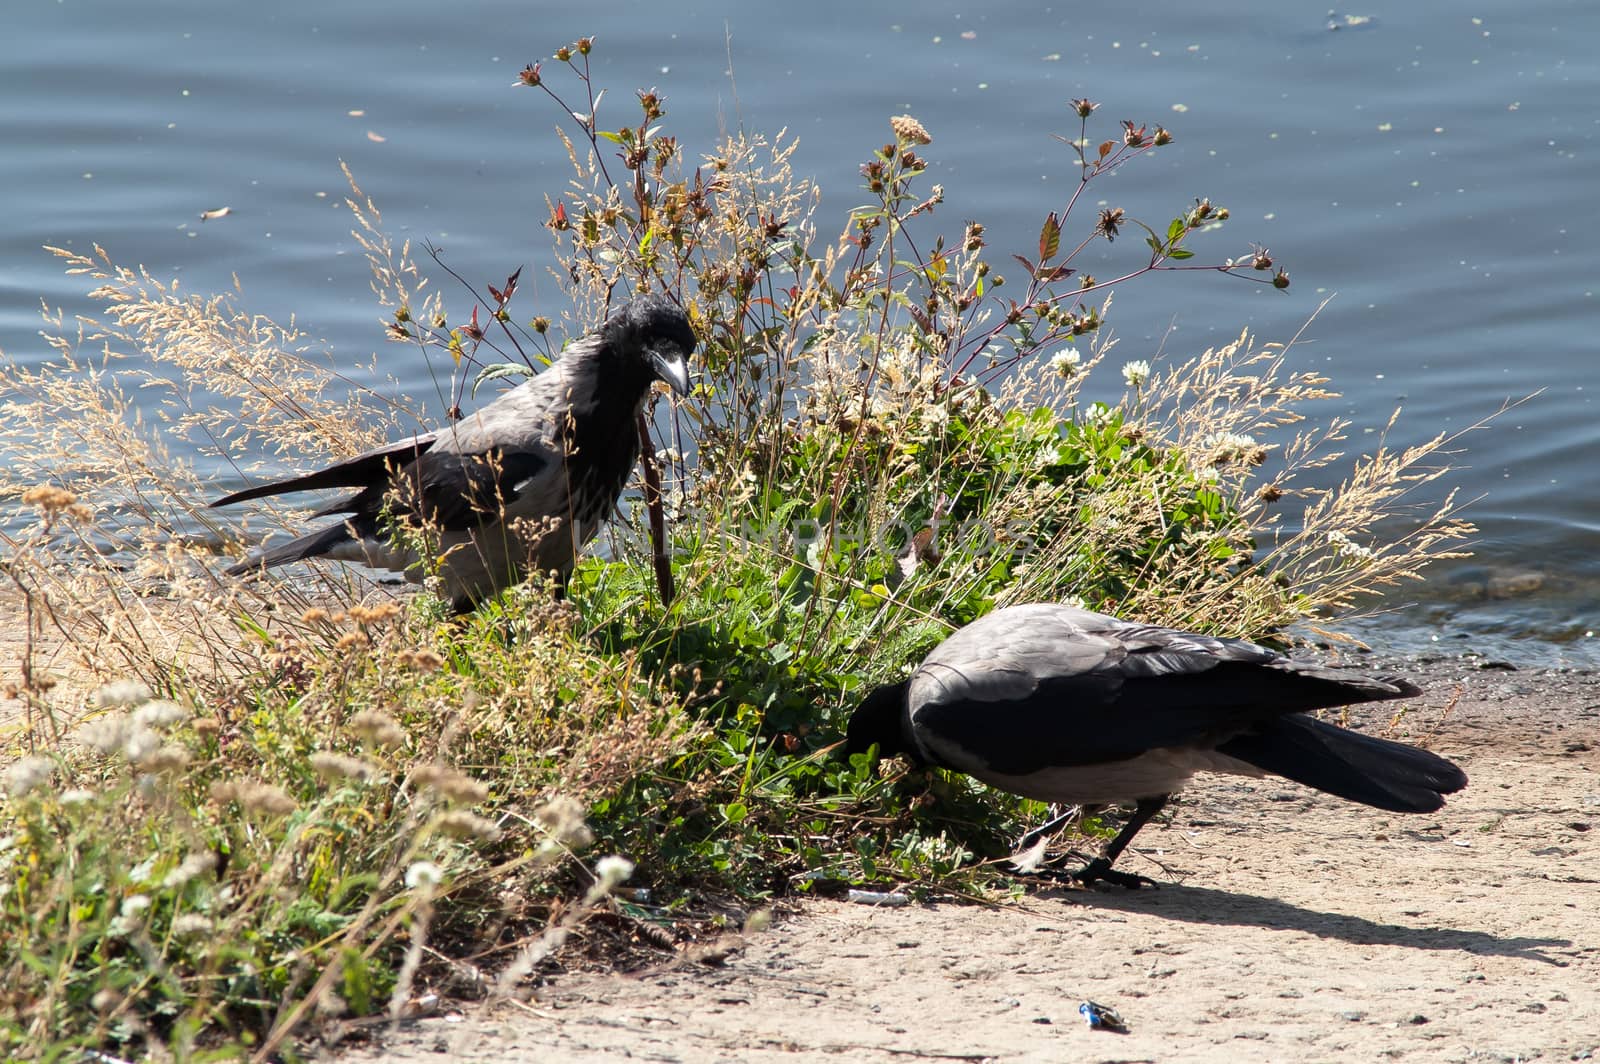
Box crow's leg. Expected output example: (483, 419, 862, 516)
(1069, 795, 1169, 889)
(1070, 794, 1168, 888)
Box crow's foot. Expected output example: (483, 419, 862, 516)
(1070, 857, 1157, 890)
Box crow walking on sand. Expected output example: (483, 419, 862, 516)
(212, 294, 695, 612)
(846, 603, 1467, 887)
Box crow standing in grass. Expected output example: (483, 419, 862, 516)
(846, 603, 1467, 888)
(212, 294, 695, 613)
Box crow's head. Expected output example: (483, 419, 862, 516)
(603, 293, 695, 398)
(844, 680, 912, 762)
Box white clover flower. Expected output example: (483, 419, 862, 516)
(77, 714, 133, 755)
(171, 914, 214, 937)
(1121, 359, 1152, 388)
(122, 727, 161, 765)
(132, 700, 188, 730)
(95, 680, 152, 708)
(594, 855, 635, 891)
(162, 852, 218, 890)
(1086, 402, 1117, 428)
(1049, 348, 1082, 379)
(4, 756, 56, 799)
(120, 894, 152, 919)
(404, 860, 444, 891)
(1326, 530, 1377, 563)
(60, 788, 96, 806)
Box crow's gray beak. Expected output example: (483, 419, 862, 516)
(651, 347, 691, 396)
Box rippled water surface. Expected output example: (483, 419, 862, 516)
(3, 0, 1597, 661)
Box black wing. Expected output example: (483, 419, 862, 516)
(380, 446, 553, 530)
(909, 604, 1417, 776)
(210, 433, 438, 508)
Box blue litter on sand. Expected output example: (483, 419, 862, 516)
(1078, 1000, 1127, 1032)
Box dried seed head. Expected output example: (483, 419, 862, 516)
(519, 62, 541, 87)
(405, 860, 445, 890)
(162, 852, 218, 889)
(347, 602, 402, 627)
(133, 700, 188, 730)
(397, 648, 444, 672)
(1096, 207, 1125, 242)
(435, 809, 503, 842)
(95, 679, 153, 708)
(21, 484, 78, 513)
(350, 710, 406, 749)
(889, 114, 932, 145)
(77, 713, 132, 755)
(212, 780, 297, 816)
(172, 914, 214, 937)
(4, 756, 56, 798)
(414, 763, 490, 804)
(1071, 97, 1100, 118)
(594, 854, 635, 891)
(310, 751, 378, 782)
(534, 795, 594, 849)
(135, 744, 191, 774)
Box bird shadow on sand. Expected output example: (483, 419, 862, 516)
(1047, 880, 1571, 966)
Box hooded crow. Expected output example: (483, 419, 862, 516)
(212, 293, 695, 612)
(846, 603, 1466, 888)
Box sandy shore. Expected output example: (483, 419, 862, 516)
(336, 655, 1599, 1063)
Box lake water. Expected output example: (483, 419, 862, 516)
(3, 0, 1596, 664)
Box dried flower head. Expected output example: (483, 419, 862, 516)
(172, 914, 214, 937)
(350, 709, 406, 749)
(435, 809, 503, 842)
(310, 751, 378, 782)
(534, 795, 594, 849)
(889, 114, 932, 145)
(132, 700, 188, 730)
(414, 763, 490, 804)
(212, 780, 298, 816)
(135, 744, 191, 774)
(95, 679, 153, 708)
(5, 756, 56, 798)
(347, 602, 402, 627)
(162, 852, 218, 889)
(405, 860, 444, 890)
(594, 854, 635, 891)
(397, 648, 444, 672)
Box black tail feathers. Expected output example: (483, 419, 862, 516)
(224, 521, 356, 576)
(1219, 714, 1466, 813)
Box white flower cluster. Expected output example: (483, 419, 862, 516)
(1121, 359, 1152, 388)
(1049, 348, 1082, 379)
(1326, 530, 1377, 563)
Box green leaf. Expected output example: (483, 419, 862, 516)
(1038, 212, 1061, 262)
(340, 947, 372, 1015)
(1167, 217, 1186, 242)
(1168, 248, 1195, 260)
